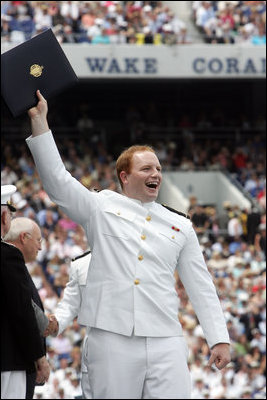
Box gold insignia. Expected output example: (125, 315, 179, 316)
(30, 64, 44, 77)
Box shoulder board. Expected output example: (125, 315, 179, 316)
(72, 250, 91, 262)
(161, 204, 190, 220)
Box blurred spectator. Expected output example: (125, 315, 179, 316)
(195, 1, 216, 31)
(191, 203, 211, 235)
(50, 334, 72, 361)
(228, 213, 243, 239)
(1, 165, 18, 185)
(247, 207, 262, 244)
(255, 223, 266, 255)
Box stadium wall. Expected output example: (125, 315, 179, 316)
(52, 44, 265, 79)
(1, 43, 265, 79)
(157, 171, 252, 213)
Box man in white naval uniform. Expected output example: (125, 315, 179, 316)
(26, 91, 231, 399)
(44, 251, 92, 399)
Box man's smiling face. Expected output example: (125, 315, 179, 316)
(120, 151, 162, 203)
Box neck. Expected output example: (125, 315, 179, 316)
(1, 227, 7, 239)
(121, 191, 156, 204)
(7, 240, 26, 260)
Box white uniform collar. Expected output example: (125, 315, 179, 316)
(126, 196, 155, 209)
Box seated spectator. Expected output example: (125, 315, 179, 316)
(1, 165, 18, 185)
(191, 204, 211, 235)
(228, 213, 243, 238)
(251, 21, 266, 45)
(195, 1, 216, 32)
(57, 211, 78, 232)
(207, 250, 229, 271)
(1, 18, 12, 42)
(91, 27, 111, 43)
(254, 223, 266, 255)
(37, 208, 59, 231)
(50, 334, 72, 361)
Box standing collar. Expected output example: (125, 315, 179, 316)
(126, 196, 155, 209)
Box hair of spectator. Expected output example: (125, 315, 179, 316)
(4, 217, 36, 241)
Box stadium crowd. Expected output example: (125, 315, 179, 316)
(1, 0, 190, 45)
(1, 1, 266, 46)
(1, 108, 266, 398)
(192, 1, 266, 44)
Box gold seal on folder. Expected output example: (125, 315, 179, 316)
(30, 64, 44, 77)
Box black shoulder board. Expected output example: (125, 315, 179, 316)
(161, 204, 190, 220)
(72, 250, 91, 262)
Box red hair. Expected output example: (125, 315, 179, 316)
(116, 145, 155, 188)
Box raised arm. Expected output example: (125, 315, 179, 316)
(28, 90, 49, 136)
(26, 91, 100, 226)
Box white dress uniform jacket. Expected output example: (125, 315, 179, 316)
(26, 131, 230, 349)
(54, 252, 92, 399)
(55, 252, 91, 335)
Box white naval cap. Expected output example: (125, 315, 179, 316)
(1, 184, 17, 211)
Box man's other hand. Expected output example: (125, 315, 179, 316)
(208, 343, 231, 370)
(43, 314, 59, 337)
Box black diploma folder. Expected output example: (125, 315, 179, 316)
(1, 29, 78, 117)
(31, 299, 49, 336)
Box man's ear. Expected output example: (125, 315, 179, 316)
(120, 171, 128, 186)
(2, 210, 8, 226)
(20, 232, 28, 244)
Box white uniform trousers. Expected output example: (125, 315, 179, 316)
(1, 371, 26, 399)
(83, 328, 191, 399)
(81, 333, 93, 399)
(82, 370, 92, 399)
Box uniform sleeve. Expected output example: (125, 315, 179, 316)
(176, 226, 230, 348)
(26, 131, 100, 226)
(54, 264, 81, 334)
(2, 248, 44, 361)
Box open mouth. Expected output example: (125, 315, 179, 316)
(146, 182, 158, 190)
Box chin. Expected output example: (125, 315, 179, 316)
(145, 193, 158, 202)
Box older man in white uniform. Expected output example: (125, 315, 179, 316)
(26, 91, 231, 399)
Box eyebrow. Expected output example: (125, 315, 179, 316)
(141, 163, 161, 169)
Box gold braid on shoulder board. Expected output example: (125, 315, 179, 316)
(161, 204, 190, 219)
(72, 250, 91, 262)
